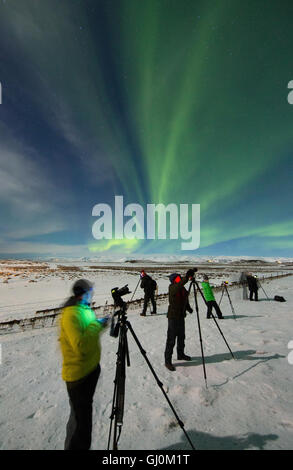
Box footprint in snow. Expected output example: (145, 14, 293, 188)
(199, 387, 219, 407)
(280, 421, 293, 429)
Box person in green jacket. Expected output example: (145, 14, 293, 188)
(201, 275, 224, 319)
(59, 279, 109, 450)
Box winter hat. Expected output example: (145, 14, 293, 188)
(169, 273, 180, 283)
(72, 279, 93, 297)
(140, 270, 146, 278)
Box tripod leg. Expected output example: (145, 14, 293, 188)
(194, 281, 235, 358)
(218, 287, 225, 306)
(108, 322, 127, 450)
(259, 283, 269, 299)
(130, 278, 141, 302)
(126, 320, 196, 451)
(209, 311, 235, 360)
(225, 285, 236, 320)
(195, 281, 208, 306)
(192, 283, 208, 389)
(181, 280, 193, 315)
(194, 281, 236, 365)
(107, 373, 118, 450)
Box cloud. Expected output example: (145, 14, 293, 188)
(0, 123, 70, 243)
(1, 4, 116, 187)
(0, 146, 51, 213)
(0, 240, 89, 257)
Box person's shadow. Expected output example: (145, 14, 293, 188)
(176, 350, 285, 386)
(162, 429, 279, 450)
(222, 314, 263, 319)
(177, 349, 285, 367)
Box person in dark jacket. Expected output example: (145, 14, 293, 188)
(140, 270, 157, 316)
(201, 275, 224, 319)
(164, 270, 194, 371)
(246, 274, 259, 301)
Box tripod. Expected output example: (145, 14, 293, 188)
(257, 279, 269, 300)
(219, 282, 236, 320)
(129, 277, 140, 302)
(107, 303, 195, 451)
(186, 278, 235, 388)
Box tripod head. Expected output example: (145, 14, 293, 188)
(186, 267, 198, 283)
(111, 285, 131, 308)
(110, 285, 131, 337)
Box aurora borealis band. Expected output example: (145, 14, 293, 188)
(0, 0, 293, 257)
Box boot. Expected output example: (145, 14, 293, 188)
(140, 312, 146, 317)
(165, 363, 176, 371)
(177, 353, 192, 361)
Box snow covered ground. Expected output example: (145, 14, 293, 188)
(0, 259, 289, 321)
(0, 272, 293, 450)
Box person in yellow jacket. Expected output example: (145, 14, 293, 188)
(59, 279, 109, 450)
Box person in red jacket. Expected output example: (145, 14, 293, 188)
(164, 270, 194, 371)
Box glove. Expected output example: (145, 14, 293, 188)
(97, 316, 110, 327)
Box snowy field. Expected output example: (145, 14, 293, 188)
(0, 262, 293, 450)
(0, 258, 290, 321)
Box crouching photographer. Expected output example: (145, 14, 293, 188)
(164, 269, 197, 371)
(59, 279, 110, 450)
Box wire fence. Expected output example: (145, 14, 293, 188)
(0, 272, 292, 336)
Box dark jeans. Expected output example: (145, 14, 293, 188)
(165, 318, 185, 363)
(249, 288, 258, 301)
(65, 364, 101, 450)
(207, 301, 223, 319)
(142, 292, 156, 314)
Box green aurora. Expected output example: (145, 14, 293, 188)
(0, 0, 293, 257)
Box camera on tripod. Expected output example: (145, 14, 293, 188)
(187, 267, 198, 280)
(107, 283, 195, 451)
(110, 285, 131, 337)
(111, 284, 131, 308)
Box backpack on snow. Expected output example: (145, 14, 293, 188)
(274, 295, 286, 302)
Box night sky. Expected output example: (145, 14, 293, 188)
(0, 0, 293, 258)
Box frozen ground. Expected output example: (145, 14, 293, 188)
(0, 259, 290, 321)
(0, 272, 293, 450)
